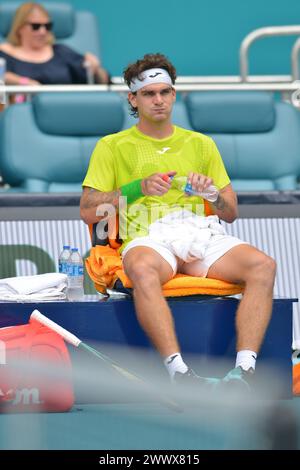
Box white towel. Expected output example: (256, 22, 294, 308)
(148, 210, 226, 262)
(0, 273, 68, 301)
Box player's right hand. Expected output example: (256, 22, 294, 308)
(141, 171, 176, 196)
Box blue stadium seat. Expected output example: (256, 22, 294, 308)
(1, 90, 300, 192)
(0, 1, 101, 57)
(185, 91, 300, 191)
(0, 92, 190, 193)
(172, 99, 193, 129)
(0, 92, 125, 192)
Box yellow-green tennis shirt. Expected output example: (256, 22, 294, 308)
(82, 125, 230, 252)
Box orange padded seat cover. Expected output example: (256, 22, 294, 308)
(86, 244, 244, 297)
(86, 201, 244, 297)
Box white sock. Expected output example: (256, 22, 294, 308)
(235, 350, 257, 372)
(164, 352, 188, 379)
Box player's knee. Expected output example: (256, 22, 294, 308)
(264, 256, 277, 283)
(126, 259, 160, 286)
(247, 254, 276, 284)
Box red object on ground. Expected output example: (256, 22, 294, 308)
(0, 318, 74, 413)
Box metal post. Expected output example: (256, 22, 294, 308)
(291, 37, 300, 81)
(240, 25, 300, 82)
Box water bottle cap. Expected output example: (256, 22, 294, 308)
(71, 248, 78, 252)
(63, 245, 70, 249)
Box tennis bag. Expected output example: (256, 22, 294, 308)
(0, 318, 74, 413)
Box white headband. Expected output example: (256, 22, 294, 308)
(129, 68, 173, 92)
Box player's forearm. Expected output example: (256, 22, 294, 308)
(80, 187, 121, 225)
(210, 192, 238, 223)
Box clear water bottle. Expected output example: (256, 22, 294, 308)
(172, 176, 219, 202)
(58, 245, 71, 274)
(67, 248, 84, 301)
(0, 57, 6, 83)
(184, 181, 219, 202)
(0, 57, 6, 106)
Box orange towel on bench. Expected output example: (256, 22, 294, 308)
(86, 245, 244, 297)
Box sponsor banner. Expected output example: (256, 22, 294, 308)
(0, 218, 299, 344)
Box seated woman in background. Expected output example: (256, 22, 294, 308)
(0, 2, 110, 85)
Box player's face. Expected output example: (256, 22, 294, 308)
(129, 83, 176, 123)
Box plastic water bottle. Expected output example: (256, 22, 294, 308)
(172, 176, 219, 202)
(184, 181, 219, 202)
(0, 57, 6, 83)
(0, 57, 6, 106)
(67, 248, 84, 301)
(58, 245, 71, 274)
(83, 60, 95, 84)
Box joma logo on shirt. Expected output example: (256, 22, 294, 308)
(157, 147, 171, 155)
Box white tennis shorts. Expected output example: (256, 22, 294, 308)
(122, 234, 248, 277)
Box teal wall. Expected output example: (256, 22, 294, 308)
(57, 0, 300, 76)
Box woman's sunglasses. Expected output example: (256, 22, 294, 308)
(27, 22, 53, 31)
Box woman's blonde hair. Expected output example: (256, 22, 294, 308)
(7, 2, 55, 46)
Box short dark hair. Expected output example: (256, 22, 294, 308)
(123, 53, 177, 118)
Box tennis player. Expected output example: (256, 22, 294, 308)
(80, 53, 276, 389)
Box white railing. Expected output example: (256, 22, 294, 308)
(1, 82, 300, 95)
(239, 25, 300, 82)
(1, 82, 300, 111)
(111, 75, 292, 84)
